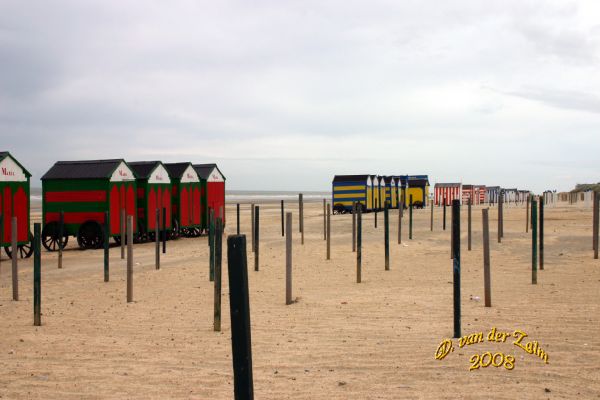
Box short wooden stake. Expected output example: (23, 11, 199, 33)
(498, 192, 503, 243)
(531, 199, 538, 285)
(280, 200, 284, 237)
(33, 223, 41, 326)
(285, 212, 292, 305)
(11, 216, 18, 301)
(162, 207, 166, 254)
(155, 209, 160, 270)
(58, 211, 64, 269)
(384, 203, 389, 270)
(251, 204, 255, 253)
(398, 206, 402, 244)
(443, 197, 447, 230)
(374, 207, 378, 228)
(299, 194, 304, 245)
(237, 203, 240, 235)
(120, 208, 125, 259)
(127, 215, 133, 302)
(482, 209, 491, 307)
(357, 206, 362, 283)
(323, 199, 326, 241)
(593, 192, 598, 259)
(526, 195, 530, 233)
(409, 195, 413, 240)
(452, 200, 461, 338)
(214, 218, 223, 331)
(209, 209, 215, 281)
(467, 197, 472, 251)
(254, 206, 260, 271)
(227, 235, 254, 400)
(430, 199, 433, 231)
(539, 197, 544, 270)
(326, 203, 331, 260)
(352, 202, 356, 252)
(104, 212, 110, 281)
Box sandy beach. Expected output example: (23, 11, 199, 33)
(0, 201, 598, 399)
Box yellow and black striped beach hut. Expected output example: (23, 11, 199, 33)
(405, 175, 430, 208)
(332, 175, 374, 213)
(383, 176, 398, 209)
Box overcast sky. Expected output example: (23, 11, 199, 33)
(1, 1, 599, 192)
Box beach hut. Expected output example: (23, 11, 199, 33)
(462, 184, 475, 204)
(486, 186, 500, 204)
(378, 176, 387, 209)
(164, 162, 202, 238)
(193, 163, 226, 229)
(406, 175, 430, 208)
(383, 176, 398, 208)
(129, 161, 172, 241)
(0, 151, 32, 258)
(332, 175, 373, 213)
(396, 175, 408, 209)
(41, 159, 137, 250)
(474, 185, 486, 204)
(372, 175, 380, 210)
(434, 183, 462, 206)
(503, 188, 518, 204)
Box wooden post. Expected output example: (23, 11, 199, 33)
(120, 208, 125, 259)
(280, 200, 284, 237)
(526, 195, 530, 233)
(452, 200, 461, 338)
(443, 197, 447, 230)
(209, 209, 215, 281)
(384, 202, 389, 270)
(58, 211, 64, 269)
(352, 202, 356, 252)
(127, 215, 133, 303)
(227, 235, 254, 400)
(430, 198, 433, 231)
(409, 195, 413, 240)
(531, 199, 538, 285)
(593, 191, 598, 259)
(323, 198, 326, 241)
(33, 223, 41, 326)
(11, 216, 18, 301)
(162, 207, 166, 254)
(374, 207, 378, 228)
(299, 194, 304, 245)
(326, 203, 331, 260)
(468, 197, 472, 251)
(285, 212, 292, 305)
(250, 204, 255, 253)
(482, 209, 491, 307)
(104, 212, 110, 282)
(155, 209, 160, 270)
(254, 206, 259, 271)
(214, 218, 223, 331)
(498, 192, 503, 243)
(398, 206, 402, 244)
(237, 203, 240, 235)
(357, 206, 362, 283)
(539, 197, 544, 270)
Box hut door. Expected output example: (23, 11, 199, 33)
(148, 187, 157, 230)
(193, 186, 201, 225)
(13, 187, 28, 242)
(3, 187, 12, 241)
(110, 185, 120, 235)
(126, 184, 135, 229)
(162, 188, 171, 228)
(180, 186, 189, 227)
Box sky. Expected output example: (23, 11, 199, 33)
(1, 0, 599, 192)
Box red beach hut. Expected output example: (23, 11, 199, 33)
(193, 163, 226, 226)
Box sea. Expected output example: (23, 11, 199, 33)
(30, 188, 330, 205)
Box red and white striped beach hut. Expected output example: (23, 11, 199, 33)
(434, 183, 461, 206)
(474, 185, 486, 204)
(462, 185, 475, 204)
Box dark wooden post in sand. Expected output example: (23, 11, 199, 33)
(58, 211, 64, 269)
(531, 198, 538, 285)
(104, 212, 110, 281)
(126, 215, 133, 303)
(593, 191, 598, 259)
(237, 203, 240, 235)
(155, 209, 160, 270)
(254, 206, 260, 271)
(280, 200, 284, 237)
(398, 206, 402, 244)
(11, 216, 18, 301)
(468, 197, 472, 251)
(326, 203, 331, 260)
(33, 223, 41, 326)
(409, 195, 413, 240)
(452, 199, 461, 338)
(227, 235, 254, 400)
(285, 212, 292, 305)
(209, 209, 215, 282)
(352, 202, 356, 252)
(482, 209, 491, 307)
(526, 195, 530, 233)
(374, 206, 378, 228)
(323, 199, 326, 241)
(214, 218, 223, 331)
(443, 197, 447, 230)
(299, 194, 304, 245)
(539, 197, 544, 270)
(357, 206, 362, 283)
(250, 204, 255, 252)
(497, 192, 503, 243)
(430, 198, 433, 231)
(120, 208, 126, 259)
(162, 207, 166, 254)
(384, 202, 390, 270)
